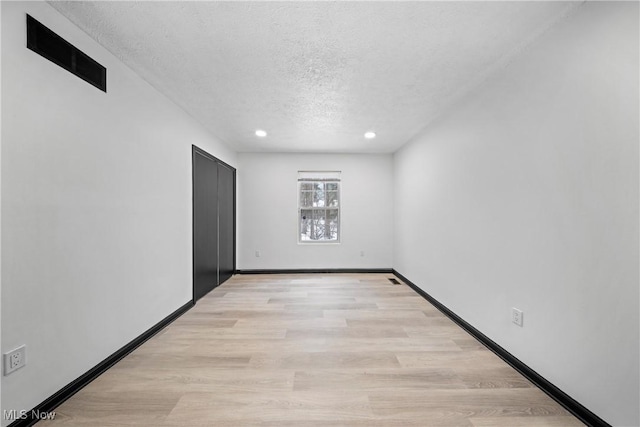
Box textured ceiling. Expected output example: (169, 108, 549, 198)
(49, 1, 579, 153)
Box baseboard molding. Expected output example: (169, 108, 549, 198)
(237, 268, 393, 274)
(391, 269, 610, 427)
(9, 300, 194, 427)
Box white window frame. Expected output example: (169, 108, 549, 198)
(298, 171, 341, 244)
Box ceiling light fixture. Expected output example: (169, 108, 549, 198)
(364, 131, 376, 139)
(255, 129, 267, 137)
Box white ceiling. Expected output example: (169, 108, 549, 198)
(49, 1, 579, 153)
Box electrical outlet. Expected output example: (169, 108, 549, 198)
(255, 250, 261, 258)
(512, 308, 523, 327)
(4, 345, 26, 375)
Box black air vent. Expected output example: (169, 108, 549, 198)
(26, 14, 106, 92)
(388, 278, 401, 285)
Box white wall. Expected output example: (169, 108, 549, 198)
(0, 2, 3, 417)
(1, 2, 236, 423)
(394, 2, 638, 426)
(238, 153, 393, 270)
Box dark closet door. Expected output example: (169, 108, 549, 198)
(193, 148, 219, 301)
(218, 163, 235, 285)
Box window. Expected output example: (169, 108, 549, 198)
(298, 171, 341, 243)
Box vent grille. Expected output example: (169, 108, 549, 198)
(26, 14, 106, 92)
(388, 278, 401, 285)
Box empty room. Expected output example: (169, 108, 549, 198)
(1, 1, 638, 427)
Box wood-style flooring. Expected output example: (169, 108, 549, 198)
(40, 274, 584, 426)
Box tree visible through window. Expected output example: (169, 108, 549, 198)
(298, 172, 340, 243)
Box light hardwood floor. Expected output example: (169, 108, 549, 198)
(40, 274, 584, 426)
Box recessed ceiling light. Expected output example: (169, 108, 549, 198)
(255, 129, 267, 137)
(364, 131, 376, 139)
